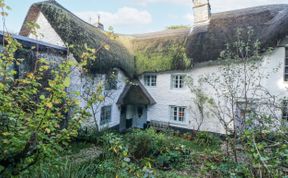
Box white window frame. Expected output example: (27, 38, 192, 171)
(170, 106, 186, 122)
(100, 105, 112, 125)
(144, 74, 157, 87)
(285, 48, 288, 81)
(171, 74, 186, 89)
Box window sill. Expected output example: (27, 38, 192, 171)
(169, 121, 187, 127)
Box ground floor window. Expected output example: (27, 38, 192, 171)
(282, 100, 288, 120)
(170, 106, 186, 122)
(100, 105, 112, 125)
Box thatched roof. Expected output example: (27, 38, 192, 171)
(20, 1, 288, 76)
(20, 0, 135, 77)
(187, 4, 288, 63)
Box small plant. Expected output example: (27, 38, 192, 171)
(195, 132, 221, 147)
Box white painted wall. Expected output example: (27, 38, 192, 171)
(29, 12, 65, 47)
(140, 47, 288, 134)
(68, 67, 127, 131)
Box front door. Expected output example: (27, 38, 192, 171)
(133, 105, 147, 129)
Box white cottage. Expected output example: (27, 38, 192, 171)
(19, 0, 288, 134)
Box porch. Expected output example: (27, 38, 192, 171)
(117, 81, 156, 131)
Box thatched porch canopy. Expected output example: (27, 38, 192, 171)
(117, 82, 156, 105)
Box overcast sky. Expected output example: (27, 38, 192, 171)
(4, 0, 288, 34)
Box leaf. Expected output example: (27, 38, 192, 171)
(46, 102, 53, 109)
(40, 95, 45, 100)
(2, 132, 10, 136)
(63, 77, 71, 87)
(104, 44, 110, 51)
(45, 128, 51, 134)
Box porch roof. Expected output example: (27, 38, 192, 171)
(117, 81, 156, 105)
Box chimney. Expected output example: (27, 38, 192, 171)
(192, 0, 211, 26)
(93, 14, 104, 31)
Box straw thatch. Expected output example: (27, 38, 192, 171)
(186, 5, 288, 63)
(20, 1, 135, 77)
(20, 1, 288, 76)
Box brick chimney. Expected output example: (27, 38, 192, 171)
(192, 0, 211, 26)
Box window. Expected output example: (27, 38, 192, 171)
(105, 70, 118, 90)
(100, 106, 112, 125)
(282, 100, 288, 120)
(144, 74, 157, 86)
(235, 100, 257, 132)
(170, 106, 186, 122)
(285, 48, 288, 81)
(171, 75, 185, 89)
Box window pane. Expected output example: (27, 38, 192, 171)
(285, 74, 288, 81)
(151, 75, 157, 86)
(105, 70, 118, 90)
(144, 75, 150, 86)
(100, 106, 112, 125)
(178, 107, 185, 122)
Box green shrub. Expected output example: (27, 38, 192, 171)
(195, 132, 221, 147)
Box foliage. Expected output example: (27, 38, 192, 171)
(0, 0, 112, 175)
(16, 129, 227, 177)
(194, 132, 221, 147)
(135, 44, 191, 74)
(0, 33, 86, 176)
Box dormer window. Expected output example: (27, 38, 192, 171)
(144, 74, 157, 87)
(285, 48, 288, 81)
(105, 70, 118, 90)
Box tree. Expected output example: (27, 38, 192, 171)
(186, 77, 214, 133)
(0, 33, 86, 176)
(0, 0, 114, 175)
(197, 27, 287, 176)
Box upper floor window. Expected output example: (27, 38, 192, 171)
(170, 106, 186, 122)
(144, 74, 157, 87)
(100, 105, 112, 125)
(105, 70, 118, 90)
(285, 48, 288, 81)
(171, 74, 185, 89)
(282, 100, 288, 121)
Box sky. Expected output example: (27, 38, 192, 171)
(4, 0, 288, 34)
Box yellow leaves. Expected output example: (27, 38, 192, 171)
(3, 139, 9, 144)
(113, 147, 118, 153)
(39, 65, 49, 72)
(46, 102, 53, 109)
(63, 77, 71, 87)
(45, 128, 51, 134)
(0, 83, 4, 90)
(48, 80, 56, 87)
(104, 44, 110, 51)
(26, 72, 34, 79)
(2, 132, 10, 136)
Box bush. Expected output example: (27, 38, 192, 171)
(126, 129, 169, 159)
(195, 132, 221, 147)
